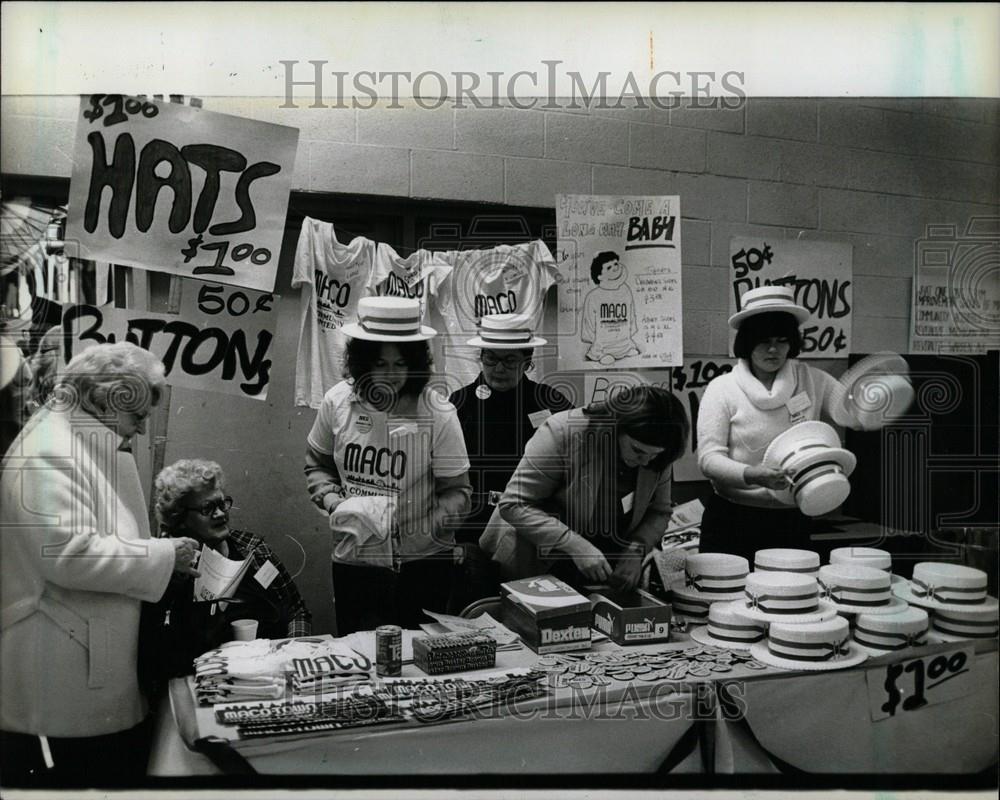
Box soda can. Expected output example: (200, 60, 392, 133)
(376, 625, 402, 677)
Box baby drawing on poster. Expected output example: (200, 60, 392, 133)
(581, 251, 643, 365)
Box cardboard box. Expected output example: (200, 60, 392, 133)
(500, 575, 592, 654)
(588, 587, 672, 645)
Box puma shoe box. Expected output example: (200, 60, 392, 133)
(588, 588, 672, 645)
(500, 575, 593, 654)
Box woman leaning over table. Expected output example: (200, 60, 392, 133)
(304, 297, 471, 635)
(481, 385, 689, 592)
(696, 285, 864, 563)
(0, 342, 200, 786)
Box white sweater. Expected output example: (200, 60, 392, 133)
(697, 359, 858, 508)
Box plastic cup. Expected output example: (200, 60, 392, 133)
(231, 619, 258, 641)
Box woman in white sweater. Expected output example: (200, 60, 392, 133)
(696, 286, 861, 561)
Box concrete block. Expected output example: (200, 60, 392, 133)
(846, 150, 922, 196)
(749, 181, 818, 228)
(819, 101, 893, 151)
(746, 99, 817, 142)
(915, 159, 998, 205)
(682, 308, 715, 355)
(592, 165, 678, 196)
(667, 103, 746, 133)
(670, 173, 747, 222)
(505, 157, 591, 207)
(411, 150, 504, 203)
(682, 265, 729, 310)
(1, 115, 74, 177)
(852, 314, 910, 355)
(234, 97, 356, 143)
(793, 230, 916, 278)
(707, 132, 781, 180)
(456, 106, 543, 156)
(885, 196, 999, 240)
(884, 111, 999, 164)
(681, 219, 712, 266)
(629, 123, 706, 172)
(778, 141, 853, 188)
(545, 112, 628, 165)
(819, 188, 887, 234)
(853, 275, 912, 318)
(308, 141, 409, 196)
(921, 99, 991, 123)
(360, 102, 454, 149)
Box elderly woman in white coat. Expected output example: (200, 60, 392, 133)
(0, 342, 199, 786)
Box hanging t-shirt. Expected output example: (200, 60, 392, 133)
(435, 240, 558, 392)
(306, 381, 470, 563)
(369, 243, 451, 327)
(291, 218, 375, 408)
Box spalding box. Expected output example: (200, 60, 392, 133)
(500, 575, 592, 654)
(588, 587, 672, 645)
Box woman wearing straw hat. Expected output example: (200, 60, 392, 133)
(303, 297, 471, 634)
(696, 285, 864, 562)
(447, 314, 572, 611)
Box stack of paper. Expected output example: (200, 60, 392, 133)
(420, 609, 523, 651)
(193, 545, 251, 602)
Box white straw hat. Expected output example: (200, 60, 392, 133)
(728, 285, 810, 329)
(762, 421, 857, 516)
(341, 297, 437, 341)
(466, 313, 547, 349)
(751, 616, 868, 671)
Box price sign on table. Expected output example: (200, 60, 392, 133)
(865, 645, 975, 721)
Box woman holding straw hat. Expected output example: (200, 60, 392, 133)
(696, 285, 865, 562)
(303, 297, 471, 634)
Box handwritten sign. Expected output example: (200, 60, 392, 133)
(60, 281, 277, 400)
(729, 237, 853, 359)
(65, 95, 298, 293)
(865, 645, 976, 721)
(556, 195, 683, 371)
(583, 357, 736, 481)
(909, 263, 1000, 354)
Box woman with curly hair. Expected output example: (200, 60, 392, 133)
(304, 297, 471, 634)
(0, 342, 199, 785)
(143, 459, 312, 681)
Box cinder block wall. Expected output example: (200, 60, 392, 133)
(4, 96, 998, 356)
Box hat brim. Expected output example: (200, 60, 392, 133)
(852, 639, 931, 658)
(734, 598, 840, 624)
(340, 322, 437, 342)
(891, 582, 999, 613)
(767, 446, 857, 505)
(839, 352, 910, 396)
(750, 640, 869, 671)
(465, 335, 547, 349)
(728, 302, 810, 330)
(762, 421, 848, 469)
(824, 595, 910, 615)
(926, 630, 998, 644)
(689, 625, 763, 651)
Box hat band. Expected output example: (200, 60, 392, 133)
(708, 620, 766, 641)
(791, 463, 845, 498)
(768, 636, 850, 662)
(708, 629, 766, 644)
(931, 620, 998, 638)
(359, 313, 422, 336)
(684, 571, 749, 592)
(755, 564, 816, 574)
(479, 328, 534, 344)
(854, 625, 928, 650)
(779, 442, 828, 469)
(672, 596, 711, 616)
(912, 578, 986, 604)
(818, 580, 891, 606)
(744, 589, 818, 613)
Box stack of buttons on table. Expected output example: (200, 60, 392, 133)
(412, 632, 497, 675)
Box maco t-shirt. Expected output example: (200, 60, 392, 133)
(307, 382, 470, 562)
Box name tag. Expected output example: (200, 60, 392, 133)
(621, 492, 635, 513)
(786, 392, 811, 423)
(254, 561, 279, 589)
(528, 409, 552, 428)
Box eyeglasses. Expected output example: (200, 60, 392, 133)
(184, 496, 233, 517)
(481, 353, 527, 369)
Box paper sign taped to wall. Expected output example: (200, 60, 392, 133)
(65, 94, 298, 293)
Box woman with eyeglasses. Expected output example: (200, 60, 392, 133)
(447, 314, 572, 611)
(1, 342, 199, 785)
(143, 459, 311, 682)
